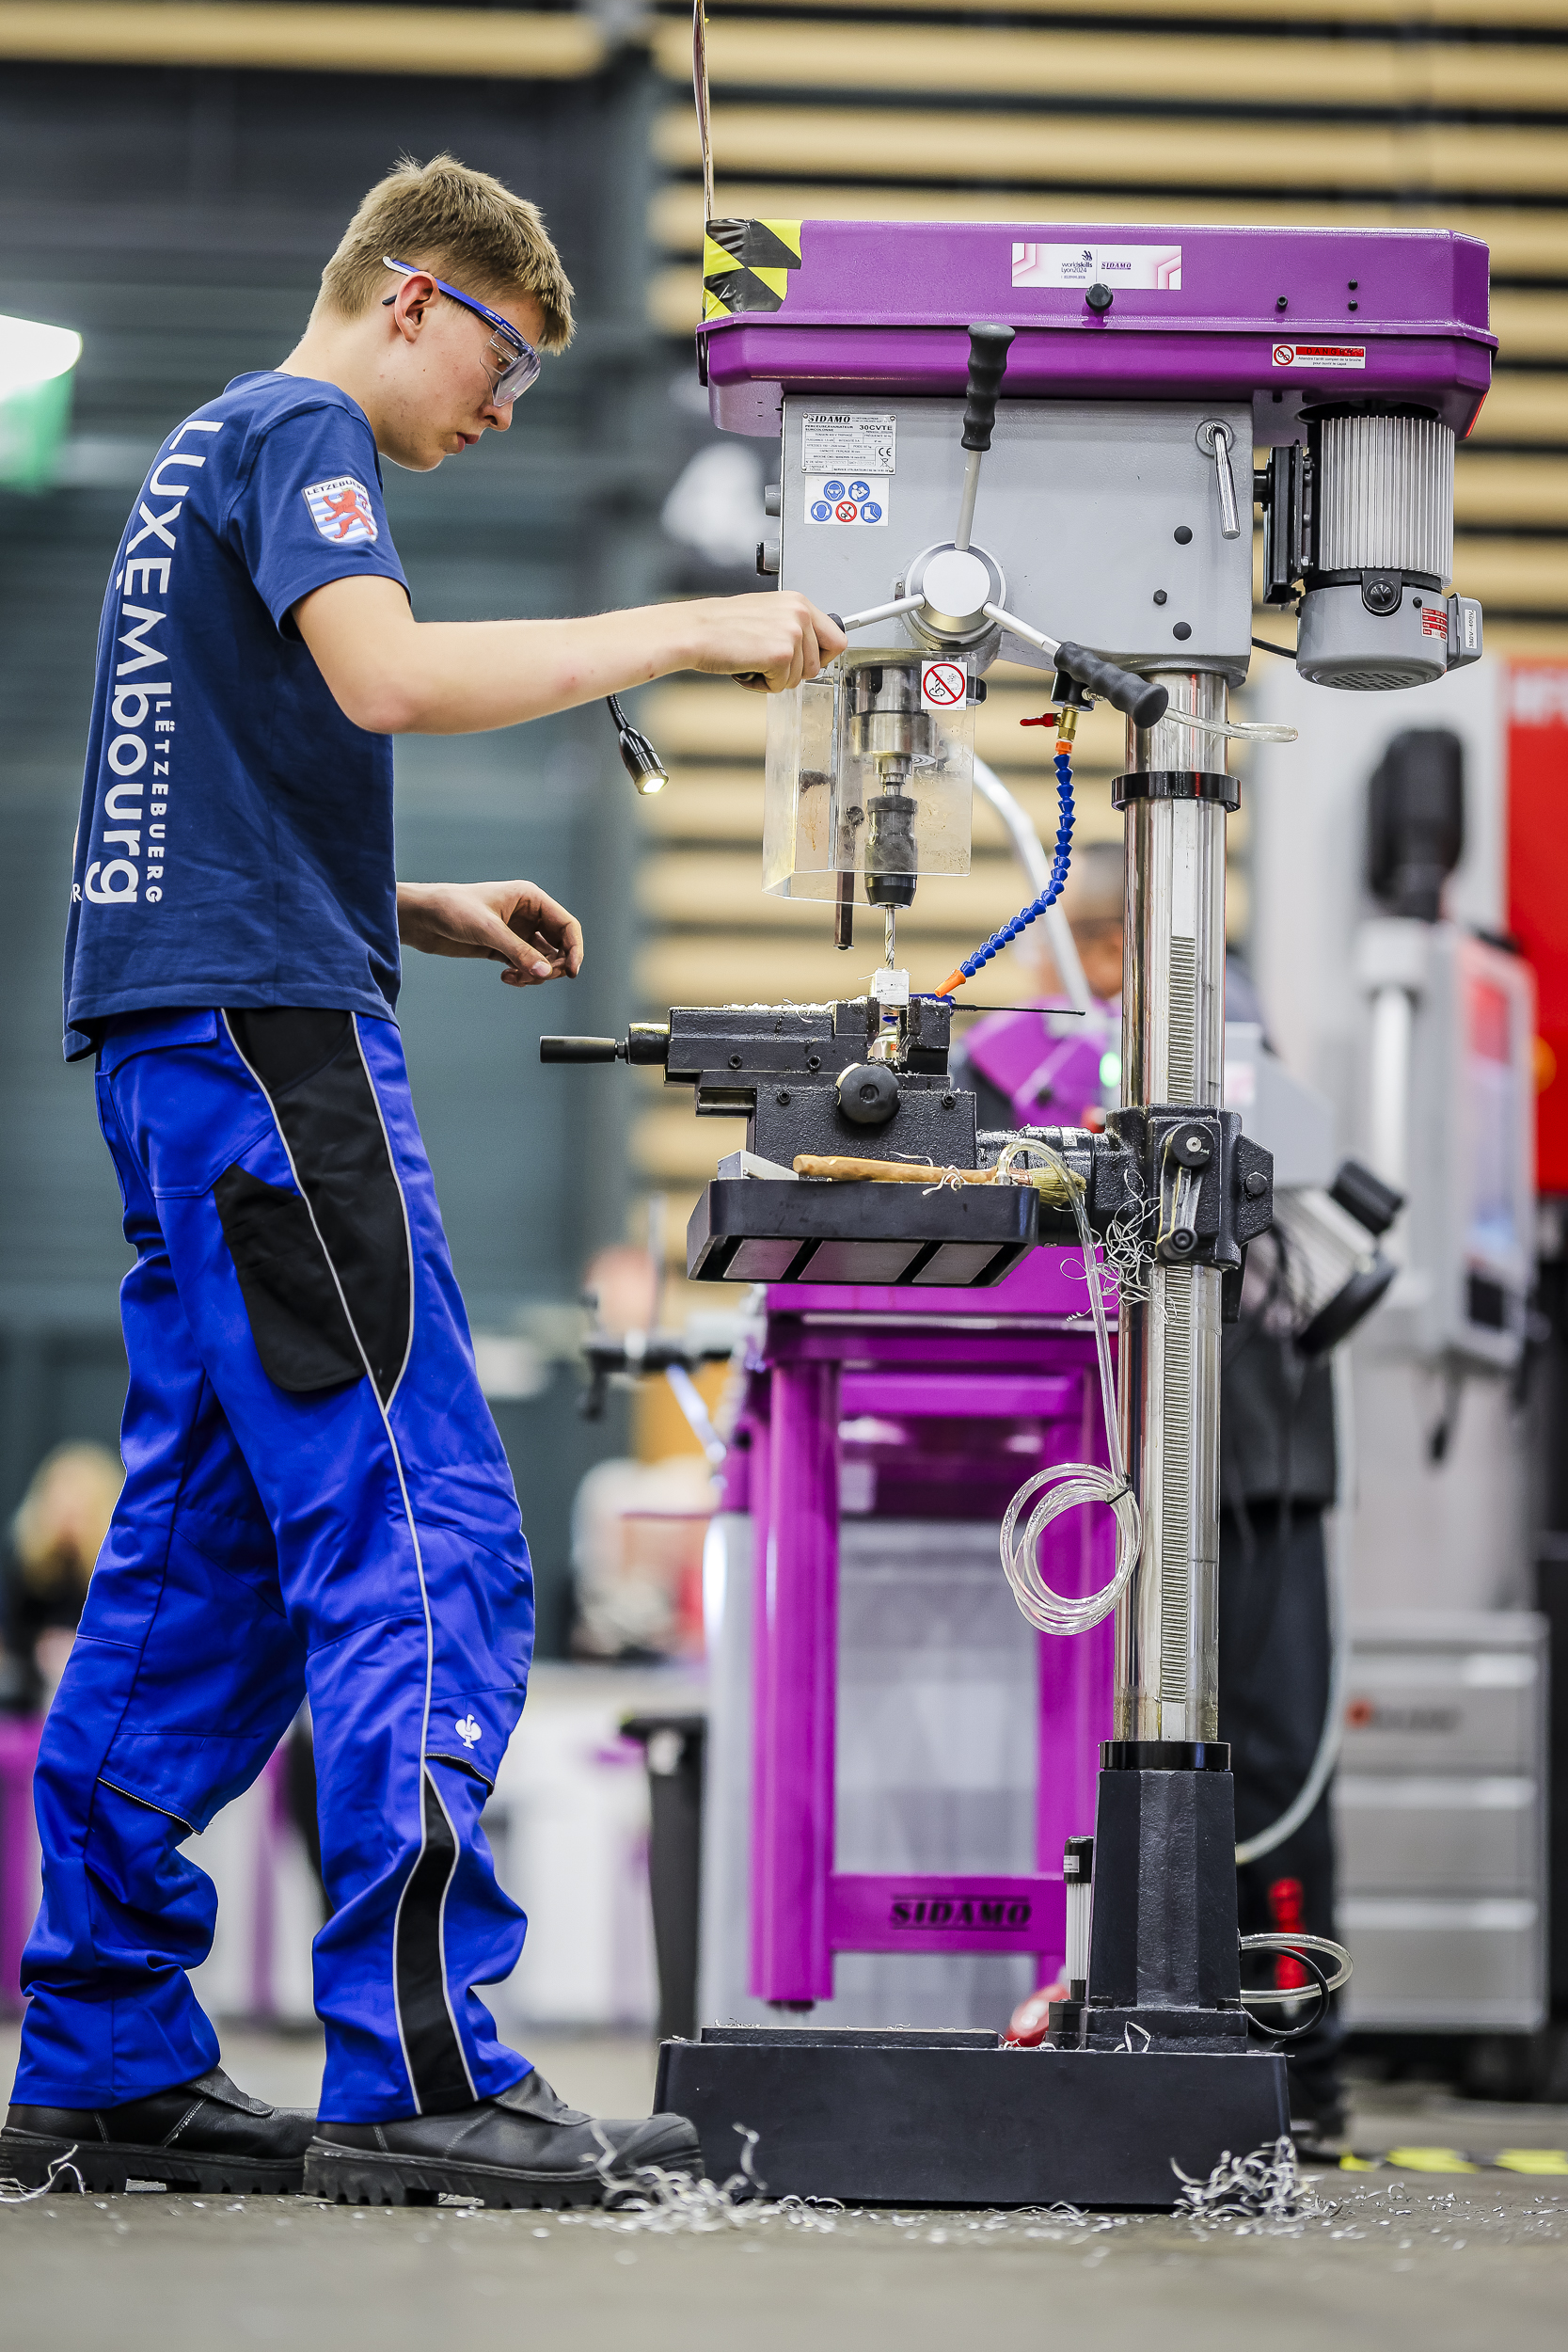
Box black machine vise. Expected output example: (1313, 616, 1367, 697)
(541, 999, 1273, 1291)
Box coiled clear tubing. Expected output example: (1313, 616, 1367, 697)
(997, 1140, 1142, 1637)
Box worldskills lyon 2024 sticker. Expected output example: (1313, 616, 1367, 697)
(302, 475, 379, 544)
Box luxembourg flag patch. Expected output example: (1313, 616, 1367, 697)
(303, 475, 378, 545)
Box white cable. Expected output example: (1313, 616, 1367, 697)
(997, 1140, 1142, 1636)
(1233, 1344, 1353, 1866)
(1160, 710, 1299, 744)
(692, 0, 715, 221)
(1238, 1931, 1353, 2000)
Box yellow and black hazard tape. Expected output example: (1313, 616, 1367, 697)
(703, 217, 802, 321)
(1323, 2145, 1568, 2174)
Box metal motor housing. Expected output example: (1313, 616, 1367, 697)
(1283, 406, 1476, 690)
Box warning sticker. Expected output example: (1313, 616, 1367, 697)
(702, 217, 802, 322)
(803, 475, 888, 526)
(921, 660, 967, 712)
(1012, 242, 1181, 291)
(802, 413, 896, 477)
(1272, 342, 1366, 371)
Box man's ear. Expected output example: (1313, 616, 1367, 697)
(388, 275, 436, 344)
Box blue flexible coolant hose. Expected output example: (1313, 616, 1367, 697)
(954, 745, 1074, 984)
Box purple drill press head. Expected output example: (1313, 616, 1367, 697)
(701, 219, 1493, 438)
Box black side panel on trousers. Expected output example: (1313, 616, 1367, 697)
(214, 1165, 365, 1393)
(227, 1009, 412, 1405)
(395, 1770, 472, 2113)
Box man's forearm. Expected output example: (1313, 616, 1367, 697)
(293, 576, 836, 735)
(378, 607, 703, 734)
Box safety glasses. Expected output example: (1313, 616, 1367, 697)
(381, 255, 542, 405)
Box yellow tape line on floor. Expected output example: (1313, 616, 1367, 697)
(1338, 2146, 1568, 2173)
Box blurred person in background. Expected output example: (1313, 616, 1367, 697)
(950, 838, 1126, 1136)
(4, 151, 842, 2205)
(988, 841, 1346, 2142)
(0, 1443, 122, 1714)
(571, 1243, 714, 1661)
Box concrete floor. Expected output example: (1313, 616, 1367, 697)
(4, 2026, 1567, 2352)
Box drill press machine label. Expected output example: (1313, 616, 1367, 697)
(1012, 242, 1182, 290)
(801, 411, 897, 475)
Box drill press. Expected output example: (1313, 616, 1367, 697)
(546, 217, 1491, 2201)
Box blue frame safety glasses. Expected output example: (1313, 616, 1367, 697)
(381, 255, 542, 405)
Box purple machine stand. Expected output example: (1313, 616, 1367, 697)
(738, 1252, 1112, 2007)
(658, 1251, 1281, 2206)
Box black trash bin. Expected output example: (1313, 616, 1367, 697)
(621, 1711, 706, 2041)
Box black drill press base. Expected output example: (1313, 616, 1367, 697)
(655, 2027, 1289, 2208)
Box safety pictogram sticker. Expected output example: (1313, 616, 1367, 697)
(803, 473, 887, 525)
(921, 660, 967, 711)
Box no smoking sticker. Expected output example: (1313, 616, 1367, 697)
(1272, 342, 1366, 371)
(921, 660, 967, 711)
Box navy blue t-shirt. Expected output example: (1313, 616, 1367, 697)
(63, 372, 410, 1058)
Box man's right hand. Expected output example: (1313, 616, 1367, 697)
(684, 592, 846, 693)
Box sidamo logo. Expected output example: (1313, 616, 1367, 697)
(890, 1896, 1033, 1930)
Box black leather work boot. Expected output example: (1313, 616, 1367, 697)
(1, 2066, 316, 2194)
(304, 2067, 704, 2209)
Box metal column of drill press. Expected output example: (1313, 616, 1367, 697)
(1064, 670, 1249, 2051)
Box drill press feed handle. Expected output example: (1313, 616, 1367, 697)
(1049, 639, 1169, 730)
(957, 322, 1015, 550)
(960, 324, 1016, 454)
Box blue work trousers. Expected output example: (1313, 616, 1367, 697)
(15, 1007, 534, 2120)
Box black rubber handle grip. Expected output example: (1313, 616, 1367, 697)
(540, 1036, 621, 1063)
(961, 323, 1015, 453)
(1054, 643, 1170, 729)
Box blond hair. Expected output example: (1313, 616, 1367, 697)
(319, 152, 574, 351)
(12, 1441, 122, 1595)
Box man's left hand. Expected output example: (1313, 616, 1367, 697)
(396, 880, 583, 987)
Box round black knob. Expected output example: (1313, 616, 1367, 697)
(1244, 1170, 1269, 1199)
(836, 1062, 901, 1127)
(1085, 283, 1114, 314)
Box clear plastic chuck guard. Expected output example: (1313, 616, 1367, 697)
(996, 1138, 1143, 1637)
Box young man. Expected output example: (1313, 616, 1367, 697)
(1, 154, 842, 2206)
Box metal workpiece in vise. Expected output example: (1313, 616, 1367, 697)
(544, 995, 1049, 1288)
(543, 994, 964, 1165)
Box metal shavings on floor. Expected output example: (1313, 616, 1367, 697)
(1174, 2136, 1332, 2231)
